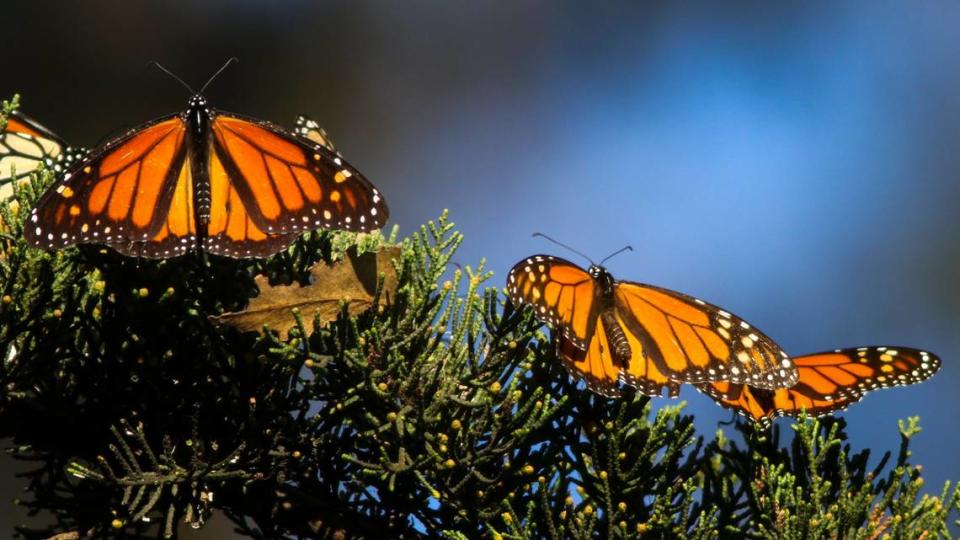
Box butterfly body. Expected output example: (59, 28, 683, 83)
(508, 254, 796, 397)
(25, 96, 388, 258)
(184, 95, 213, 234)
(588, 264, 632, 367)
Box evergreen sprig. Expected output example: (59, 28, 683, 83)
(0, 102, 957, 539)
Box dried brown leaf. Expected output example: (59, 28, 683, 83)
(212, 246, 400, 337)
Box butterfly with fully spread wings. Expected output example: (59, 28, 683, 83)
(508, 247, 797, 398)
(1, 110, 83, 201)
(696, 346, 940, 425)
(24, 65, 388, 259)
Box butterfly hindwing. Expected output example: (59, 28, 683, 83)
(295, 115, 338, 154)
(24, 115, 189, 255)
(697, 380, 770, 422)
(1, 111, 67, 199)
(614, 307, 682, 397)
(557, 333, 622, 397)
(204, 137, 299, 257)
(506, 255, 599, 350)
(556, 313, 682, 398)
(696, 347, 941, 425)
(112, 153, 197, 258)
(615, 282, 795, 390)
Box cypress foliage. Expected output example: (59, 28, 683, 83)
(0, 103, 957, 539)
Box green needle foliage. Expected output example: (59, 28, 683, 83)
(0, 102, 957, 539)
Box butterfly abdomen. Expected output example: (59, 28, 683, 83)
(185, 100, 212, 237)
(600, 309, 631, 367)
(193, 143, 211, 225)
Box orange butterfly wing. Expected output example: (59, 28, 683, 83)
(506, 255, 598, 349)
(5, 115, 45, 138)
(1, 112, 68, 195)
(698, 380, 770, 422)
(24, 116, 190, 256)
(614, 282, 795, 390)
(209, 113, 388, 241)
(697, 347, 941, 424)
(3, 111, 63, 148)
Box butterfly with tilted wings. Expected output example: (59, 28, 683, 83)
(507, 254, 797, 398)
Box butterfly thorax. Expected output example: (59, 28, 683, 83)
(589, 265, 632, 367)
(184, 95, 213, 237)
(186, 95, 209, 132)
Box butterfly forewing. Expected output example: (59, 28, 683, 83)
(696, 347, 941, 425)
(210, 113, 388, 236)
(506, 255, 599, 350)
(24, 116, 188, 253)
(615, 282, 796, 390)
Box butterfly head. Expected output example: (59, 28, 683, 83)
(588, 264, 616, 293)
(188, 95, 208, 108)
(184, 95, 212, 133)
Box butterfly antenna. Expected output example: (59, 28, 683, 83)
(199, 57, 239, 94)
(599, 245, 633, 265)
(149, 62, 195, 94)
(532, 233, 595, 265)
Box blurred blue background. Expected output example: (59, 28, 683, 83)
(2, 1, 959, 535)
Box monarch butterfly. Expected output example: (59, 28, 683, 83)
(0, 110, 82, 201)
(508, 246, 797, 396)
(696, 347, 940, 425)
(24, 64, 388, 259)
